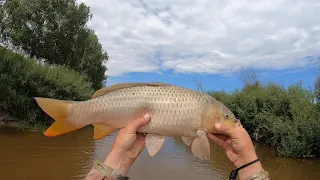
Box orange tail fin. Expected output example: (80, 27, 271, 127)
(34, 97, 82, 137)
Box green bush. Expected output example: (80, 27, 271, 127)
(0, 47, 94, 131)
(209, 82, 320, 157)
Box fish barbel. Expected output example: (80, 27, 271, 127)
(34, 82, 240, 160)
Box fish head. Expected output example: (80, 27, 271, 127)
(203, 100, 241, 134)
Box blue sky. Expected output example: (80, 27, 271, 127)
(79, 0, 320, 92)
(106, 65, 318, 92)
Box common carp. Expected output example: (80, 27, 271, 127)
(34, 82, 240, 160)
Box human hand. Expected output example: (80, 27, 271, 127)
(207, 123, 265, 180)
(103, 114, 151, 175)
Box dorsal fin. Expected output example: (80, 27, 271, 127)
(92, 82, 172, 99)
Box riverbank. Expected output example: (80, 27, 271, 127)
(0, 47, 94, 133)
(0, 113, 47, 132)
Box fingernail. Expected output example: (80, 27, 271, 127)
(215, 123, 221, 129)
(143, 114, 151, 120)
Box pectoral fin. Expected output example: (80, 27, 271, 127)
(182, 137, 194, 146)
(145, 134, 166, 156)
(93, 124, 115, 140)
(191, 130, 210, 160)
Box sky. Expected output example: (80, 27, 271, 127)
(79, 0, 320, 92)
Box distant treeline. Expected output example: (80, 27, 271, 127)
(209, 71, 320, 158)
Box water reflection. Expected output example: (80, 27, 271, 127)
(0, 126, 95, 179)
(0, 126, 320, 180)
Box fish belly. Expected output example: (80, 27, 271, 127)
(69, 86, 207, 137)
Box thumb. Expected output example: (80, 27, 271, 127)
(127, 114, 151, 132)
(214, 123, 237, 138)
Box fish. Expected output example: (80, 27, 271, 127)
(34, 82, 240, 160)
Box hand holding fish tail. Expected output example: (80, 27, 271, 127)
(207, 123, 270, 180)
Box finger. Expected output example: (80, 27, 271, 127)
(131, 141, 145, 157)
(126, 114, 151, 132)
(212, 134, 228, 141)
(207, 133, 226, 147)
(136, 133, 146, 144)
(214, 123, 237, 138)
(136, 132, 144, 138)
(222, 139, 232, 150)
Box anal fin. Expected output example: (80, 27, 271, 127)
(93, 124, 115, 140)
(145, 134, 166, 156)
(191, 130, 210, 160)
(182, 137, 194, 146)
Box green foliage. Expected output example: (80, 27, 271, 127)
(0, 47, 94, 131)
(315, 76, 320, 107)
(71, 29, 108, 90)
(209, 81, 320, 157)
(0, 0, 107, 90)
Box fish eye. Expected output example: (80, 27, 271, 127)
(224, 113, 229, 119)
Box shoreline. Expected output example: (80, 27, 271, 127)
(0, 115, 46, 133)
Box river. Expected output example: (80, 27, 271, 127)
(1, 126, 320, 180)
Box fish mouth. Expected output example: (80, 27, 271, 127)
(235, 119, 242, 128)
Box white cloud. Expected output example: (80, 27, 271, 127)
(79, 0, 320, 77)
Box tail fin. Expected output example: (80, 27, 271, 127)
(34, 97, 82, 137)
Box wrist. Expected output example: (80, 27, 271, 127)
(233, 150, 259, 168)
(234, 152, 264, 180)
(237, 162, 264, 180)
(104, 149, 133, 175)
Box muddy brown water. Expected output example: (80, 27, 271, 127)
(0, 126, 320, 180)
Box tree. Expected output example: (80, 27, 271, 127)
(194, 77, 205, 93)
(239, 68, 261, 90)
(239, 68, 259, 86)
(315, 76, 320, 102)
(0, 0, 107, 89)
(73, 30, 108, 90)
